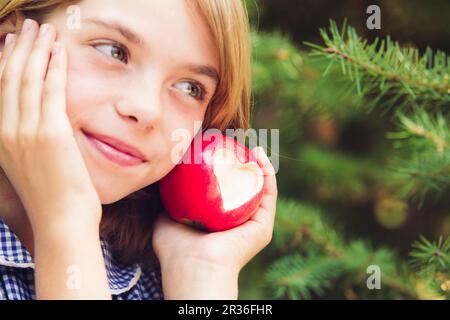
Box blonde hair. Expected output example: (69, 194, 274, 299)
(0, 0, 253, 269)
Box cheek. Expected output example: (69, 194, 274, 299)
(64, 57, 112, 126)
(164, 114, 205, 167)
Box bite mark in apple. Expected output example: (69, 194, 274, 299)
(213, 148, 264, 211)
(160, 132, 264, 232)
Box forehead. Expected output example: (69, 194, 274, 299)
(62, 0, 218, 68)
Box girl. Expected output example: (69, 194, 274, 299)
(0, 0, 277, 300)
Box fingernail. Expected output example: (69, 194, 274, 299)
(39, 24, 50, 37)
(52, 42, 62, 55)
(5, 33, 16, 46)
(22, 19, 34, 33)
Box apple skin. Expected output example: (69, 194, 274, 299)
(159, 131, 264, 232)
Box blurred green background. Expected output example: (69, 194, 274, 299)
(239, 0, 450, 299)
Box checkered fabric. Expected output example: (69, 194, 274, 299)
(0, 218, 164, 300)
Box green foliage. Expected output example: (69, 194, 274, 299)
(251, 31, 303, 102)
(388, 111, 450, 203)
(305, 20, 450, 112)
(410, 236, 450, 298)
(266, 253, 342, 300)
(244, 21, 450, 299)
(304, 21, 450, 205)
(262, 198, 445, 299)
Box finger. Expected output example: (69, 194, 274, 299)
(0, 33, 18, 125)
(225, 206, 276, 268)
(1, 19, 39, 135)
(41, 42, 68, 128)
(223, 147, 278, 264)
(0, 34, 18, 78)
(252, 146, 277, 216)
(19, 24, 56, 135)
(244, 146, 278, 243)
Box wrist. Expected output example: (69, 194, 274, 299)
(161, 259, 239, 300)
(32, 218, 110, 300)
(31, 204, 101, 237)
(33, 214, 101, 245)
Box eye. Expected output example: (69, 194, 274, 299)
(92, 42, 129, 64)
(175, 80, 207, 101)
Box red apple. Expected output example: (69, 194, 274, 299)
(159, 131, 264, 232)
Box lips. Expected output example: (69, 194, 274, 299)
(82, 129, 148, 162)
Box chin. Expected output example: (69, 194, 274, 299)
(98, 191, 124, 205)
(89, 176, 127, 205)
(96, 181, 153, 205)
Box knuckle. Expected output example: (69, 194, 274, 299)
(41, 88, 50, 102)
(2, 64, 19, 84)
(17, 129, 35, 146)
(32, 40, 47, 53)
(20, 72, 35, 89)
(0, 129, 16, 150)
(42, 82, 54, 100)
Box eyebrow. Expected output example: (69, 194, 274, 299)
(84, 17, 145, 46)
(83, 17, 220, 84)
(184, 63, 220, 85)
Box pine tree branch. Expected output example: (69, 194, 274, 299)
(410, 236, 450, 297)
(266, 254, 342, 299)
(270, 198, 426, 299)
(390, 111, 450, 153)
(410, 236, 450, 268)
(380, 274, 421, 300)
(386, 111, 450, 203)
(323, 46, 450, 96)
(305, 20, 450, 112)
(306, 21, 450, 204)
(392, 150, 450, 204)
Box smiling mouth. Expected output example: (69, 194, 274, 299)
(82, 131, 146, 167)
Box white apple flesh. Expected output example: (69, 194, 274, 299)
(159, 132, 264, 232)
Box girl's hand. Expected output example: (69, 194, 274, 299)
(0, 20, 110, 299)
(0, 20, 101, 234)
(152, 146, 277, 299)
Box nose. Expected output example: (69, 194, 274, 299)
(115, 78, 163, 131)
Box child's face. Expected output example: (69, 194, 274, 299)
(45, 0, 219, 204)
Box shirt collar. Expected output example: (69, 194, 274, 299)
(0, 217, 142, 295)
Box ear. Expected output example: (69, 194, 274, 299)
(1, 10, 26, 44)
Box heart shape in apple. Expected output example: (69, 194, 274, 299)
(159, 131, 264, 232)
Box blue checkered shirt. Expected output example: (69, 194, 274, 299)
(0, 217, 164, 300)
